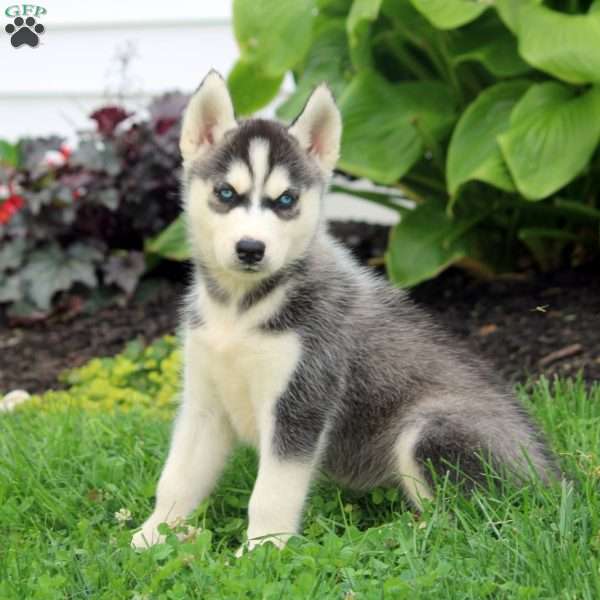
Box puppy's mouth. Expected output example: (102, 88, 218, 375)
(229, 255, 273, 276)
(234, 262, 265, 274)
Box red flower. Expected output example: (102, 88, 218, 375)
(0, 194, 24, 225)
(90, 106, 131, 136)
(59, 143, 72, 160)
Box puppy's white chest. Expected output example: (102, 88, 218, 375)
(191, 308, 300, 446)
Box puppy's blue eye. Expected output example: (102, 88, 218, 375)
(215, 185, 237, 204)
(217, 186, 235, 202)
(277, 193, 295, 208)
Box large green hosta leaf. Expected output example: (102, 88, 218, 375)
(346, 0, 382, 69)
(494, 0, 543, 33)
(498, 82, 600, 200)
(386, 200, 483, 287)
(233, 0, 316, 76)
(347, 0, 381, 39)
(448, 14, 530, 77)
(409, 0, 489, 29)
(378, 0, 439, 79)
(318, 0, 353, 16)
(228, 59, 284, 116)
(497, 1, 600, 84)
(277, 19, 352, 121)
(381, 0, 437, 39)
(447, 80, 530, 197)
(337, 71, 457, 184)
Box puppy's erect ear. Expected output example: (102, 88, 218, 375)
(289, 84, 342, 173)
(180, 71, 237, 163)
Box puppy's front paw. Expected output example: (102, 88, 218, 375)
(131, 521, 165, 550)
(131, 517, 200, 550)
(235, 535, 288, 557)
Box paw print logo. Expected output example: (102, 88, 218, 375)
(5, 16, 45, 48)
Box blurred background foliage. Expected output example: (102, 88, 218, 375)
(227, 0, 600, 285)
(1, 0, 600, 318)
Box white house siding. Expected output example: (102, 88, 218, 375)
(0, 0, 398, 223)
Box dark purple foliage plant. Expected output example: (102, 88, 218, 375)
(0, 92, 188, 319)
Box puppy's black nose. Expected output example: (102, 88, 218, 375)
(236, 238, 265, 265)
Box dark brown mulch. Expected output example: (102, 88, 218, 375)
(0, 279, 184, 395)
(0, 221, 598, 394)
(411, 262, 600, 384)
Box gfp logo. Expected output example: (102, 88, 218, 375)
(5, 4, 46, 47)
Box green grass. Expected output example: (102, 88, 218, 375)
(1, 376, 599, 599)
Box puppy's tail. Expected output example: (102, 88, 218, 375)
(394, 411, 559, 507)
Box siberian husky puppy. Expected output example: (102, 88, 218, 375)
(132, 71, 558, 551)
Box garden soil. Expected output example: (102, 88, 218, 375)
(1, 222, 598, 394)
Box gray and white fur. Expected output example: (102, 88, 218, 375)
(132, 71, 558, 552)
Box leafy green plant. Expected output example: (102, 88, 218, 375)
(14, 335, 181, 419)
(0, 94, 186, 318)
(215, 0, 600, 285)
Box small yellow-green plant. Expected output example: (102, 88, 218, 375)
(22, 335, 181, 419)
